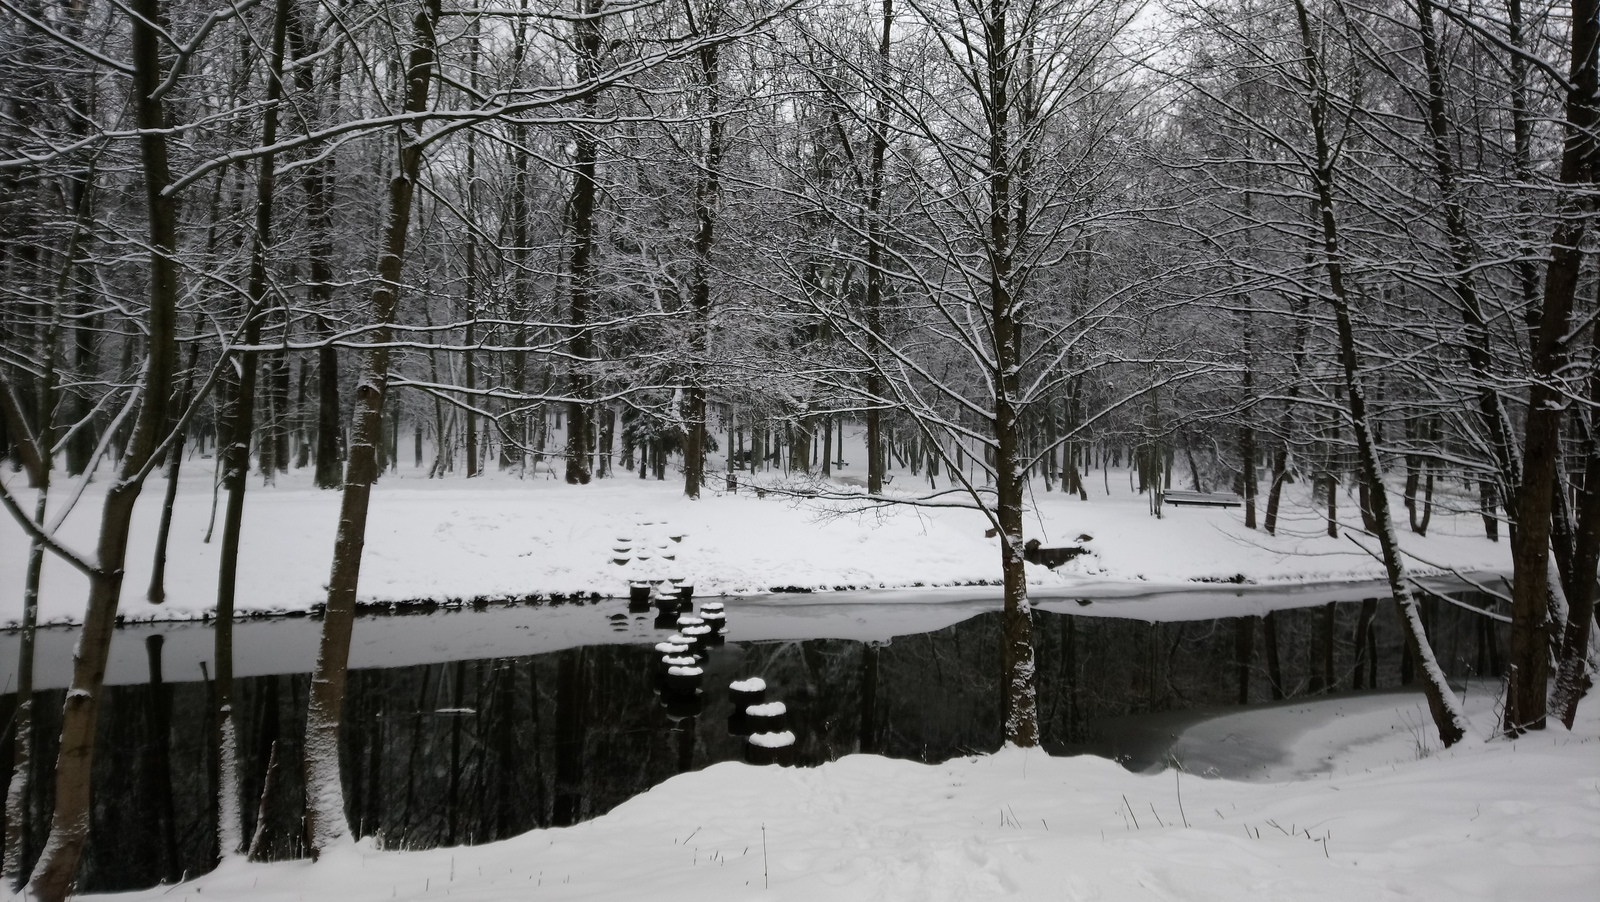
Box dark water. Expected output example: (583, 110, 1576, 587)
(0, 590, 1504, 891)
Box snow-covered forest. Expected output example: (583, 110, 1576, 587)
(0, 0, 1597, 898)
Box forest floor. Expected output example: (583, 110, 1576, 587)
(1, 448, 1511, 626)
(88, 680, 1599, 902)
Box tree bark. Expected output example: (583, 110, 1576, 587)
(3, 411, 47, 888)
(985, 0, 1037, 747)
(289, 7, 346, 491)
(863, 0, 892, 496)
(148, 338, 199, 605)
(215, 0, 292, 858)
(1505, 0, 1597, 736)
(684, 3, 724, 499)
(1291, 0, 1465, 747)
(28, 0, 182, 894)
(1415, 0, 1523, 510)
(1552, 286, 1600, 726)
(303, 0, 441, 855)
(564, 0, 603, 486)
(463, 19, 481, 479)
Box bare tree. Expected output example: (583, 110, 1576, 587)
(776, 0, 1152, 745)
(1508, 0, 1598, 735)
(304, 0, 444, 853)
(24, 0, 186, 893)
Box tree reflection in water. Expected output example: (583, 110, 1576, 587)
(0, 593, 1502, 891)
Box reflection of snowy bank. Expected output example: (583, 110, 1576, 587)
(1, 575, 1490, 691)
(1072, 682, 1512, 781)
(1, 467, 1511, 628)
(88, 687, 1598, 902)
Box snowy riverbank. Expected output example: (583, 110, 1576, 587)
(87, 685, 1599, 902)
(1, 460, 1510, 627)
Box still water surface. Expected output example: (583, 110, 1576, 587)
(0, 578, 1503, 891)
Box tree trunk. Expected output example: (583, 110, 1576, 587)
(147, 338, 198, 605)
(1415, 0, 1523, 514)
(985, 0, 1037, 747)
(303, 0, 441, 856)
(1552, 287, 1600, 726)
(291, 7, 346, 492)
(684, 9, 724, 498)
(215, 0, 291, 858)
(1291, 0, 1465, 746)
(1240, 278, 1257, 528)
(1505, 0, 1597, 736)
(564, 0, 604, 486)
(28, 0, 182, 894)
(1264, 286, 1312, 536)
(3, 431, 46, 887)
(462, 17, 481, 479)
(863, 0, 892, 496)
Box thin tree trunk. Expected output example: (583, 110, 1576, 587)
(147, 337, 198, 605)
(303, 0, 441, 855)
(28, 0, 182, 893)
(1291, 0, 1465, 746)
(684, 7, 724, 499)
(214, 0, 291, 858)
(1415, 0, 1522, 510)
(287, 8, 345, 491)
(1264, 278, 1312, 536)
(4, 191, 83, 883)
(564, 0, 603, 486)
(3, 433, 46, 888)
(984, 0, 1037, 747)
(462, 16, 481, 479)
(1552, 287, 1600, 726)
(1263, 610, 1284, 701)
(0, 379, 44, 487)
(863, 0, 892, 496)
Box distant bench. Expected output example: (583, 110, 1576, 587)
(1159, 490, 1244, 508)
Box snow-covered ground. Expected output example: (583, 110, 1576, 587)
(89, 684, 1598, 902)
(4, 433, 1582, 901)
(0, 430, 1510, 626)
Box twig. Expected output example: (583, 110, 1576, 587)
(1122, 794, 1140, 830)
(1172, 758, 1190, 828)
(1344, 535, 1510, 622)
(0, 477, 100, 579)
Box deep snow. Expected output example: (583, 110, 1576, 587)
(0, 437, 1510, 626)
(82, 684, 1599, 902)
(0, 433, 1582, 901)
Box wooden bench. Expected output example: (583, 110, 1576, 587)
(1159, 490, 1244, 508)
